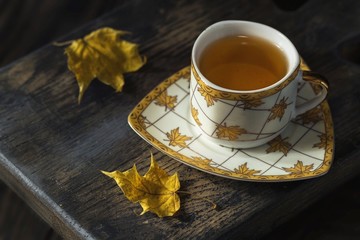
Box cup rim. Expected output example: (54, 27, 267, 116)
(191, 20, 300, 94)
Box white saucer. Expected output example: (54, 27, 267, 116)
(128, 64, 334, 182)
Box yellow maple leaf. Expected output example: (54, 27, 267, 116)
(166, 127, 192, 148)
(282, 160, 314, 176)
(266, 135, 291, 156)
(234, 163, 261, 177)
(216, 123, 247, 140)
(101, 154, 180, 217)
(197, 86, 217, 107)
(189, 156, 212, 169)
(191, 105, 202, 126)
(138, 115, 148, 129)
(298, 107, 323, 125)
(268, 97, 290, 121)
(313, 133, 328, 149)
(238, 99, 264, 109)
(64, 27, 146, 103)
(154, 91, 177, 110)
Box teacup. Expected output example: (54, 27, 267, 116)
(190, 20, 328, 148)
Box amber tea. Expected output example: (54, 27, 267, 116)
(190, 21, 328, 148)
(199, 35, 288, 90)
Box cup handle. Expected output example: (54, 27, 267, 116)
(295, 71, 329, 116)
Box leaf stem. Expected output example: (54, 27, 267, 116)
(52, 40, 75, 47)
(132, 209, 141, 216)
(177, 190, 191, 195)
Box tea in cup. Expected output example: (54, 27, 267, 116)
(190, 20, 328, 148)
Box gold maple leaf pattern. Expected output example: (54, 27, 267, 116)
(266, 135, 291, 156)
(189, 156, 212, 169)
(198, 86, 217, 107)
(215, 123, 247, 140)
(310, 82, 322, 94)
(138, 115, 148, 129)
(283, 160, 314, 176)
(313, 133, 328, 149)
(300, 58, 310, 71)
(237, 99, 264, 109)
(298, 107, 323, 125)
(166, 127, 192, 148)
(268, 97, 290, 122)
(191, 105, 202, 126)
(154, 91, 177, 110)
(234, 163, 261, 177)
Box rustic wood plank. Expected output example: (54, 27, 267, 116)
(267, 175, 360, 239)
(0, 0, 359, 239)
(0, 0, 125, 67)
(0, 182, 50, 240)
(0, 1, 123, 239)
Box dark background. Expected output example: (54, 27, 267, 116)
(0, 0, 359, 239)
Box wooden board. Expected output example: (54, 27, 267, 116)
(1, 0, 360, 239)
(0, 1, 123, 239)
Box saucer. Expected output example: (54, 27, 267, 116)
(128, 64, 334, 182)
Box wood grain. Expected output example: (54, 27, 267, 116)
(0, 0, 125, 67)
(0, 1, 123, 239)
(0, 182, 49, 239)
(0, 0, 360, 239)
(267, 174, 360, 239)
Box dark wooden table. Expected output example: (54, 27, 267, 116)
(1, 0, 360, 239)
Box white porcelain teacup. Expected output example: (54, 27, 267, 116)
(190, 20, 328, 148)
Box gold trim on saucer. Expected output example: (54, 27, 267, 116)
(128, 64, 334, 182)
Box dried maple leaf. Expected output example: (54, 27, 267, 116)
(198, 86, 217, 107)
(191, 105, 202, 126)
(282, 160, 314, 176)
(63, 27, 146, 103)
(298, 107, 323, 125)
(154, 91, 177, 110)
(266, 135, 291, 155)
(166, 127, 192, 148)
(234, 163, 261, 176)
(101, 154, 180, 217)
(268, 97, 290, 121)
(216, 123, 247, 140)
